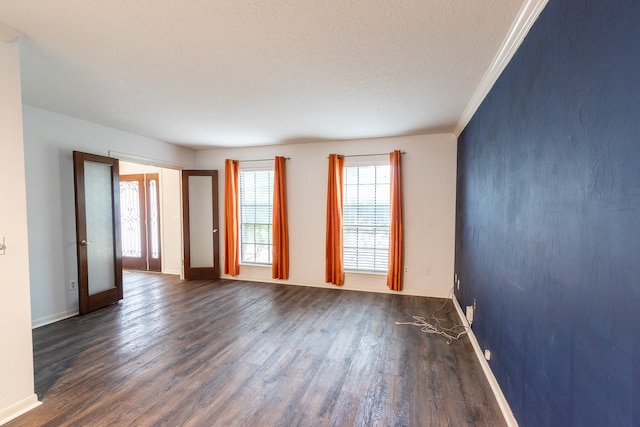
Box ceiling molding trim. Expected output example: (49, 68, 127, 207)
(0, 22, 21, 42)
(454, 0, 549, 137)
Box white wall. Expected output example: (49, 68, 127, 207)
(119, 162, 182, 275)
(0, 40, 39, 425)
(22, 106, 196, 326)
(196, 133, 458, 298)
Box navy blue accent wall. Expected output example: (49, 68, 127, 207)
(455, 0, 640, 426)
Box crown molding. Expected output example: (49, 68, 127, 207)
(454, 0, 549, 136)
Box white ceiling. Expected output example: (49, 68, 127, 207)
(0, 1, 545, 149)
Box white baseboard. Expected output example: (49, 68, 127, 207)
(451, 294, 518, 427)
(0, 394, 40, 426)
(32, 309, 79, 329)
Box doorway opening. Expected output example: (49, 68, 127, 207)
(118, 161, 182, 275)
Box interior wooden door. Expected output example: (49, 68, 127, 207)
(182, 170, 219, 280)
(73, 151, 123, 315)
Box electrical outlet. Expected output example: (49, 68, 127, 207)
(457, 279, 460, 290)
(425, 267, 430, 276)
(404, 266, 408, 273)
(70, 280, 77, 291)
(465, 305, 474, 325)
(484, 349, 491, 361)
(0, 236, 6, 256)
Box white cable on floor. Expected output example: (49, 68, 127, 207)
(395, 291, 469, 344)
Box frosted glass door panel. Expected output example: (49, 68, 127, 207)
(189, 176, 214, 268)
(84, 160, 116, 294)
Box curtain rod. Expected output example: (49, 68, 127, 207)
(327, 151, 406, 159)
(238, 157, 290, 163)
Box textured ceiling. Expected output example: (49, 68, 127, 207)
(1, 1, 539, 149)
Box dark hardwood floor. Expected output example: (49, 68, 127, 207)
(8, 272, 505, 426)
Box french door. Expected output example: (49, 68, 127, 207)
(182, 170, 220, 280)
(120, 173, 161, 272)
(73, 151, 123, 315)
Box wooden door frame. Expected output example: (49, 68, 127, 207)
(181, 170, 220, 280)
(120, 173, 162, 272)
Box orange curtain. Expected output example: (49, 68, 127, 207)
(272, 156, 289, 279)
(325, 154, 345, 286)
(224, 159, 240, 276)
(387, 150, 404, 291)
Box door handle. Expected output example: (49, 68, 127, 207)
(79, 239, 90, 246)
(212, 229, 218, 233)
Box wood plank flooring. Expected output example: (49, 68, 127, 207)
(8, 272, 505, 426)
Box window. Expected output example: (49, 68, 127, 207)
(239, 169, 274, 264)
(343, 163, 390, 271)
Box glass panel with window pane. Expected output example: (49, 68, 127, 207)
(239, 169, 274, 264)
(120, 180, 141, 258)
(148, 178, 160, 259)
(343, 164, 390, 272)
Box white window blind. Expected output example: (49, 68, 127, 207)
(239, 169, 274, 264)
(343, 164, 390, 272)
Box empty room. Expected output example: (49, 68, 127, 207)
(1, 0, 638, 426)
